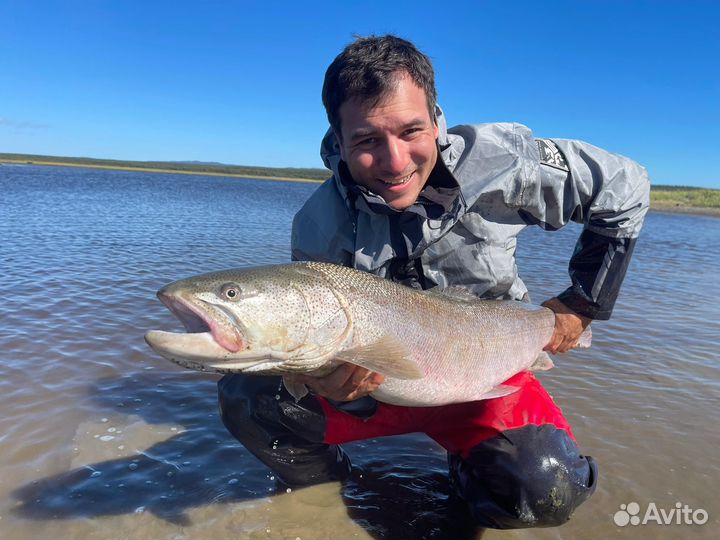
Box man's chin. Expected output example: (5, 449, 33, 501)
(375, 176, 423, 208)
(384, 191, 420, 210)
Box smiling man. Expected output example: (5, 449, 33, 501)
(218, 35, 650, 529)
(337, 71, 439, 210)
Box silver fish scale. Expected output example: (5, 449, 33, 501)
(302, 262, 556, 406)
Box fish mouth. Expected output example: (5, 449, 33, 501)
(156, 288, 246, 353)
(145, 286, 289, 373)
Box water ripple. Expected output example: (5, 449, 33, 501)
(1, 166, 719, 539)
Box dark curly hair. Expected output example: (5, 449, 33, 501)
(322, 35, 437, 139)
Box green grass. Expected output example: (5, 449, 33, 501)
(0, 152, 330, 181)
(650, 185, 720, 208)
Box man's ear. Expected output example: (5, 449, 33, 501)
(432, 120, 439, 140)
(334, 130, 347, 161)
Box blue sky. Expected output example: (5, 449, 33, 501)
(1, 1, 718, 187)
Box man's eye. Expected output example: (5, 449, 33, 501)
(358, 137, 377, 146)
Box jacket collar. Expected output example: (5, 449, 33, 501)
(319, 106, 463, 220)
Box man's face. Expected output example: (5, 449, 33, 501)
(337, 73, 439, 210)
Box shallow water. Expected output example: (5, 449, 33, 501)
(1, 164, 718, 539)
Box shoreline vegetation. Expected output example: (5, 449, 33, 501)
(2, 152, 718, 216)
(0, 153, 327, 183)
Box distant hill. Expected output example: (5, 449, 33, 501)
(171, 160, 229, 166)
(650, 185, 714, 191)
(0, 152, 330, 181)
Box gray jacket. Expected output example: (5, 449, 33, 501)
(291, 108, 650, 320)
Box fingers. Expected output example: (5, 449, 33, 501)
(296, 364, 385, 402)
(542, 297, 591, 354)
(543, 328, 580, 353)
(544, 334, 579, 354)
(343, 370, 385, 401)
(543, 335, 561, 354)
(318, 364, 357, 399)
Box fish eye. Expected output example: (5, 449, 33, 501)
(220, 283, 242, 301)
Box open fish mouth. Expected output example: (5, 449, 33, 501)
(157, 290, 211, 333)
(145, 287, 290, 372)
(156, 288, 246, 353)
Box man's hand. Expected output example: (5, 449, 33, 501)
(541, 297, 592, 353)
(288, 363, 385, 402)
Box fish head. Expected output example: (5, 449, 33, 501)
(145, 264, 352, 374)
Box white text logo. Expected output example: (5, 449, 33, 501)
(614, 502, 708, 527)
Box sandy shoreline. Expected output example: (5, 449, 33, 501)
(3, 158, 718, 217)
(648, 204, 720, 218)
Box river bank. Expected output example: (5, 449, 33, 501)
(648, 185, 720, 217)
(649, 203, 720, 218)
(2, 156, 718, 217)
(0, 155, 325, 183)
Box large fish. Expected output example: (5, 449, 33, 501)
(145, 262, 589, 406)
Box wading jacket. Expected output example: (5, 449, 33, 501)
(291, 108, 650, 320)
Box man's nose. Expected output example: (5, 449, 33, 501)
(379, 139, 410, 175)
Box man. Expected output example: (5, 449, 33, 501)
(218, 35, 649, 529)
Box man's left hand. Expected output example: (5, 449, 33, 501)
(541, 297, 592, 353)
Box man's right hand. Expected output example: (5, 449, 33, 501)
(287, 363, 385, 402)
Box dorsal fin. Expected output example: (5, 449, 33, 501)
(424, 286, 479, 302)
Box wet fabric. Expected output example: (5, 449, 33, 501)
(218, 375, 352, 487)
(448, 425, 597, 528)
(316, 371, 573, 457)
(218, 372, 597, 528)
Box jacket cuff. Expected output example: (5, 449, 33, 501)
(561, 230, 638, 321)
(556, 288, 612, 320)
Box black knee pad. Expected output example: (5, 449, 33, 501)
(217, 374, 351, 487)
(218, 374, 328, 444)
(449, 424, 597, 529)
(218, 375, 275, 441)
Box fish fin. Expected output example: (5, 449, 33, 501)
(335, 336, 424, 379)
(443, 286, 479, 301)
(477, 384, 521, 400)
(282, 377, 309, 401)
(530, 351, 555, 371)
(425, 285, 478, 302)
(576, 325, 592, 348)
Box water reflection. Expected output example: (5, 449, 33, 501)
(342, 461, 481, 540)
(12, 371, 481, 539)
(12, 372, 265, 525)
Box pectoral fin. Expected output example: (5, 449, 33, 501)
(477, 384, 521, 400)
(282, 377, 310, 401)
(335, 336, 423, 379)
(529, 351, 555, 371)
